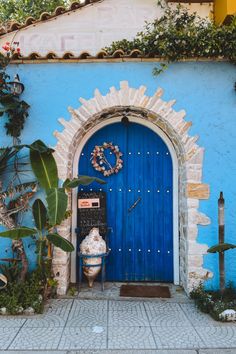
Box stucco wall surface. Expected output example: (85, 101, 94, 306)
(0, 61, 235, 290)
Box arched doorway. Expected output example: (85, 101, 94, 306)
(53, 81, 211, 295)
(78, 121, 174, 282)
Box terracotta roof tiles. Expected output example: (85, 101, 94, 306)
(0, 0, 102, 36)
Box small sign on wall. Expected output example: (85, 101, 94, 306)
(77, 192, 107, 237)
(78, 198, 100, 209)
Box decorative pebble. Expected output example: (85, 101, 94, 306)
(219, 309, 236, 321)
(23, 307, 35, 315)
(0, 307, 7, 315)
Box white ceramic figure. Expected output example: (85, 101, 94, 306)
(219, 309, 236, 321)
(80, 228, 106, 288)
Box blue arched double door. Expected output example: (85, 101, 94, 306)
(78, 121, 173, 282)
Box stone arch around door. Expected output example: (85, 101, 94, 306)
(53, 81, 212, 295)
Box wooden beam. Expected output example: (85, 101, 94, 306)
(187, 183, 210, 200)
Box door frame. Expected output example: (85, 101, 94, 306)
(71, 116, 179, 285)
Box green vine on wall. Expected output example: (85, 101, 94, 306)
(104, 5, 236, 64)
(0, 43, 30, 140)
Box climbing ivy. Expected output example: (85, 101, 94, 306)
(0, 43, 30, 140)
(105, 5, 236, 63)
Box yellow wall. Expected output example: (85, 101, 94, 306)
(214, 0, 236, 24)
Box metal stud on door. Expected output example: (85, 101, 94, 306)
(78, 122, 173, 282)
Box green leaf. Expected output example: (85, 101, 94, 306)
(47, 233, 74, 252)
(30, 149, 58, 189)
(63, 175, 106, 189)
(32, 199, 47, 231)
(29, 140, 54, 153)
(0, 227, 37, 240)
(46, 188, 68, 226)
(207, 243, 236, 253)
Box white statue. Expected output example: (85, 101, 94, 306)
(80, 228, 106, 288)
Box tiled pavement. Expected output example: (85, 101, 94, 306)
(0, 298, 236, 352)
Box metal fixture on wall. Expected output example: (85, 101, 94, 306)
(9, 74, 25, 96)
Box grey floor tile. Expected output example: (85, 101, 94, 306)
(23, 313, 67, 327)
(146, 308, 191, 327)
(23, 299, 74, 328)
(58, 326, 107, 350)
(108, 326, 156, 349)
(195, 326, 236, 348)
(144, 301, 191, 327)
(70, 299, 107, 312)
(0, 352, 67, 354)
(0, 328, 20, 350)
(152, 326, 205, 349)
(0, 318, 26, 327)
(66, 299, 107, 327)
(66, 310, 107, 327)
(67, 351, 197, 354)
(109, 300, 145, 312)
(180, 303, 236, 328)
(109, 309, 149, 326)
(144, 301, 183, 313)
(8, 327, 63, 350)
(199, 350, 236, 354)
(45, 299, 73, 316)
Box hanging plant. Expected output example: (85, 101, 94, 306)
(91, 142, 123, 177)
(0, 42, 30, 140)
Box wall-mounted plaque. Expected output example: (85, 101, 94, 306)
(77, 192, 107, 237)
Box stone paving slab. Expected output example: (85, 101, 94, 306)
(108, 309, 149, 326)
(152, 326, 205, 349)
(195, 326, 236, 348)
(0, 328, 21, 350)
(58, 326, 107, 350)
(1, 298, 236, 351)
(180, 303, 221, 326)
(67, 351, 197, 354)
(71, 299, 107, 312)
(8, 327, 64, 350)
(108, 326, 156, 349)
(109, 300, 145, 312)
(0, 351, 198, 354)
(23, 313, 68, 328)
(145, 303, 191, 327)
(0, 318, 26, 327)
(199, 350, 236, 354)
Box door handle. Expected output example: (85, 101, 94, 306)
(128, 197, 141, 213)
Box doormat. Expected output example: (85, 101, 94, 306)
(120, 285, 171, 298)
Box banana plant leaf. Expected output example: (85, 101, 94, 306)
(26, 139, 54, 153)
(30, 149, 58, 189)
(32, 199, 47, 231)
(46, 188, 68, 226)
(207, 243, 236, 253)
(63, 175, 106, 189)
(0, 227, 37, 240)
(47, 233, 74, 252)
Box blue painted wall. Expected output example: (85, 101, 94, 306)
(1, 61, 236, 288)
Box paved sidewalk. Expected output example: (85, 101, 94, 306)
(0, 298, 236, 352)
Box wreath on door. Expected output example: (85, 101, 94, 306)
(91, 142, 123, 176)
